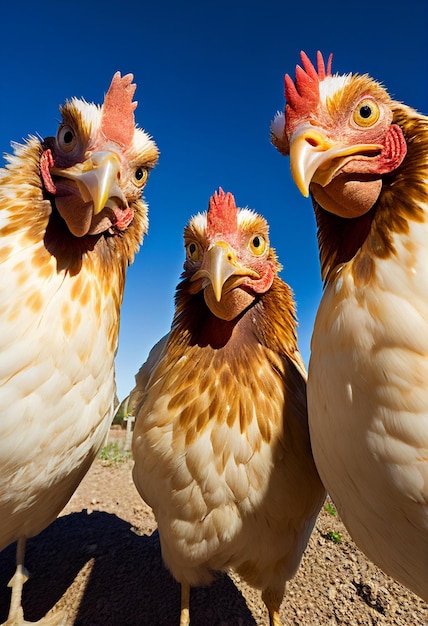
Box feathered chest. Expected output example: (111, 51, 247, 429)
(133, 333, 289, 506)
(148, 338, 284, 437)
(309, 217, 428, 485)
(0, 219, 123, 458)
(313, 216, 428, 360)
(0, 235, 121, 364)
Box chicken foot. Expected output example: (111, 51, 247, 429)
(2, 537, 65, 626)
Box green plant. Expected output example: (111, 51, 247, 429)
(324, 501, 337, 516)
(99, 442, 131, 465)
(326, 530, 342, 544)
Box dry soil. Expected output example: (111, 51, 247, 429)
(0, 429, 426, 626)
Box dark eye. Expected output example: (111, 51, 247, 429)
(352, 98, 380, 127)
(57, 124, 77, 152)
(134, 166, 148, 187)
(359, 105, 372, 119)
(249, 234, 267, 256)
(186, 241, 201, 261)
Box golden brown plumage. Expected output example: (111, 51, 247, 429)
(0, 73, 158, 625)
(130, 189, 325, 625)
(271, 51, 428, 600)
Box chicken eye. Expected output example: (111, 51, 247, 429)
(133, 166, 148, 188)
(249, 235, 267, 256)
(352, 99, 380, 127)
(186, 241, 201, 261)
(57, 124, 77, 152)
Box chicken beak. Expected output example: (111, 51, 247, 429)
(288, 124, 382, 196)
(51, 151, 125, 215)
(191, 242, 259, 302)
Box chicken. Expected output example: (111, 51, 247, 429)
(271, 51, 428, 600)
(130, 188, 326, 626)
(0, 73, 158, 624)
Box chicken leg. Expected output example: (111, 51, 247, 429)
(179, 582, 190, 626)
(262, 586, 283, 626)
(2, 537, 65, 626)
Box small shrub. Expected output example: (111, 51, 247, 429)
(99, 442, 131, 465)
(324, 501, 337, 516)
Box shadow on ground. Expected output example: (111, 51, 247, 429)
(0, 510, 257, 625)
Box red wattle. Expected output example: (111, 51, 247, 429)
(114, 206, 134, 230)
(40, 150, 56, 194)
(375, 124, 407, 174)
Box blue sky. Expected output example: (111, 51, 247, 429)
(1, 1, 427, 402)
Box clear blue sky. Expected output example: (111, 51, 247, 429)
(1, 1, 427, 402)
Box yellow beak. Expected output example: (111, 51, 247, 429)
(288, 124, 382, 197)
(51, 151, 125, 215)
(191, 241, 259, 302)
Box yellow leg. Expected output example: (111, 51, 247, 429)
(2, 536, 66, 626)
(262, 586, 283, 626)
(4, 537, 28, 626)
(179, 582, 190, 626)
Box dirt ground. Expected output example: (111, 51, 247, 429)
(0, 429, 426, 626)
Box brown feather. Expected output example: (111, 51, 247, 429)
(131, 204, 325, 622)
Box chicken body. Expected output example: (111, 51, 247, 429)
(0, 73, 158, 624)
(131, 189, 325, 625)
(272, 52, 428, 600)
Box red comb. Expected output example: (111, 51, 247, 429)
(207, 188, 238, 237)
(100, 72, 137, 147)
(284, 51, 333, 126)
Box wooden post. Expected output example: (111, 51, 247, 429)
(123, 414, 135, 452)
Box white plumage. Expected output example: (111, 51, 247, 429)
(272, 50, 428, 600)
(0, 72, 158, 624)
